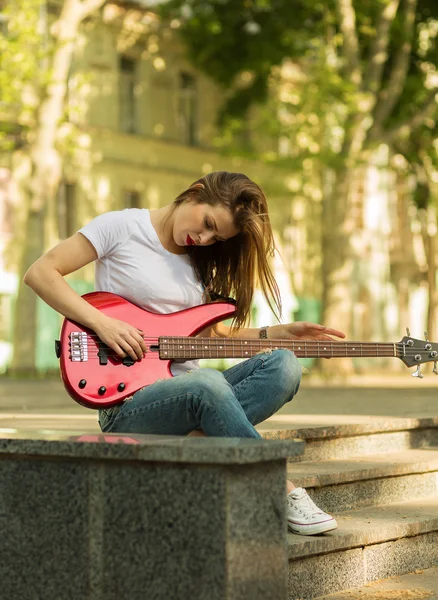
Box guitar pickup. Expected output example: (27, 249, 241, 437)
(97, 344, 110, 365)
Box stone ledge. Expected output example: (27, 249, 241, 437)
(0, 434, 291, 600)
(287, 496, 438, 559)
(0, 430, 305, 464)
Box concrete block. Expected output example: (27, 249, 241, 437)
(0, 431, 298, 600)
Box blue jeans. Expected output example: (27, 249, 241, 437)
(98, 349, 301, 438)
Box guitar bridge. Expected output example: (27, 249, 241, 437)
(69, 332, 89, 362)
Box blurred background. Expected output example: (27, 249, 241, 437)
(0, 0, 437, 381)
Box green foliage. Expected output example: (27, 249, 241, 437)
(159, 0, 437, 156)
(0, 0, 53, 151)
(160, 0, 327, 118)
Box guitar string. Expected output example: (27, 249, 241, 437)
(71, 340, 429, 353)
(68, 349, 431, 359)
(70, 341, 424, 356)
(75, 333, 431, 347)
(74, 336, 417, 347)
(70, 342, 430, 352)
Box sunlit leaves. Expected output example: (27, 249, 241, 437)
(0, 0, 53, 150)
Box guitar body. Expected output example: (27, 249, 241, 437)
(59, 292, 236, 409)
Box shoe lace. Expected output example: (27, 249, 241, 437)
(288, 491, 324, 517)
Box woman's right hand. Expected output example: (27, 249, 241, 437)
(93, 315, 147, 361)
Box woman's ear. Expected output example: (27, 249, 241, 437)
(190, 183, 205, 191)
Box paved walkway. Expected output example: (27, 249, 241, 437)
(1, 373, 438, 433)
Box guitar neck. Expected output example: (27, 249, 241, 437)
(159, 337, 399, 360)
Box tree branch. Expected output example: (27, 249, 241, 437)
(386, 88, 438, 143)
(335, 0, 362, 85)
(371, 0, 418, 135)
(363, 0, 401, 93)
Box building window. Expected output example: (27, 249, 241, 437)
(57, 181, 76, 239)
(178, 72, 197, 146)
(119, 56, 137, 134)
(123, 189, 141, 209)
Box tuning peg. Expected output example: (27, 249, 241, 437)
(412, 365, 423, 379)
(433, 362, 438, 375)
(406, 327, 411, 337)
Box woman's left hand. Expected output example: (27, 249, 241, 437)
(268, 322, 346, 341)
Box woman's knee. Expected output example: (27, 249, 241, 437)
(186, 368, 238, 417)
(265, 348, 302, 401)
(187, 368, 231, 399)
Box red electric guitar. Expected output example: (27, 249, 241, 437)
(57, 292, 437, 409)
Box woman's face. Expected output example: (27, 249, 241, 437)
(174, 201, 239, 248)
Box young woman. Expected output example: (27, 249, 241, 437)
(24, 170, 345, 536)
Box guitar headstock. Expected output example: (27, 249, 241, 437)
(398, 335, 438, 368)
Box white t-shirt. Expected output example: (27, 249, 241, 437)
(79, 208, 204, 375)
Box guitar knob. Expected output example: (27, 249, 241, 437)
(78, 379, 87, 389)
(98, 386, 107, 395)
(118, 383, 126, 392)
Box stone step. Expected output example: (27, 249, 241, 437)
(315, 565, 438, 599)
(258, 415, 438, 461)
(287, 496, 438, 599)
(287, 447, 438, 512)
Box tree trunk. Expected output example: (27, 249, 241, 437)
(389, 168, 420, 369)
(9, 0, 105, 375)
(419, 206, 438, 360)
(318, 166, 356, 375)
(10, 200, 47, 374)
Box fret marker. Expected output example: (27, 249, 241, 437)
(324, 347, 327, 350)
(219, 346, 223, 349)
(298, 347, 301, 350)
(204, 346, 208, 349)
(244, 341, 248, 344)
(191, 346, 195, 349)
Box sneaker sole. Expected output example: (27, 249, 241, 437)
(288, 518, 338, 536)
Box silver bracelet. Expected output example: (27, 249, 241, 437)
(259, 326, 269, 339)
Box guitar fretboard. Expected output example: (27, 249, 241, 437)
(158, 337, 398, 360)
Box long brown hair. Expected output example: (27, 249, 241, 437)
(173, 171, 281, 329)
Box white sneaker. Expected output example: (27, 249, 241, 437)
(287, 488, 337, 535)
